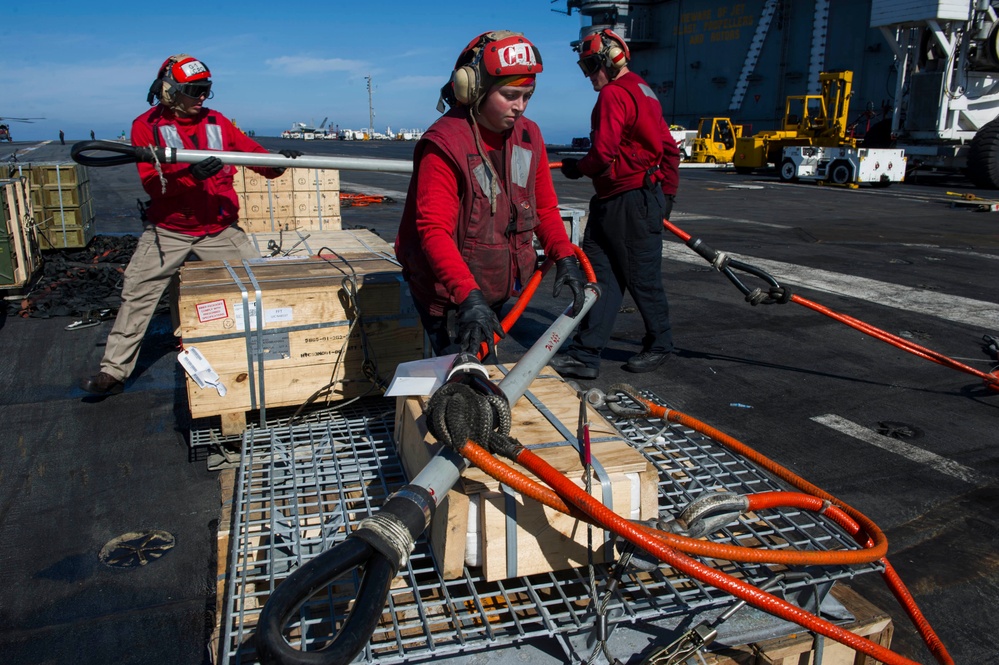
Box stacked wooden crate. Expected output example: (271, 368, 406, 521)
(177, 229, 420, 434)
(0, 177, 41, 290)
(25, 162, 95, 250)
(233, 166, 342, 233)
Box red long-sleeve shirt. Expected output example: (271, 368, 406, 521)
(131, 106, 283, 235)
(577, 71, 680, 199)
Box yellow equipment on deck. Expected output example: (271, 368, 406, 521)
(734, 70, 856, 173)
(689, 118, 744, 163)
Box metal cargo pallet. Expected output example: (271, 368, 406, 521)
(219, 391, 881, 664)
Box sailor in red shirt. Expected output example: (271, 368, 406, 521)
(550, 30, 680, 380)
(396, 31, 585, 359)
(81, 54, 302, 396)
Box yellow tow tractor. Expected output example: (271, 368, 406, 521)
(689, 118, 744, 163)
(734, 71, 856, 174)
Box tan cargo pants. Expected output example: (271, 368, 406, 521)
(99, 223, 258, 381)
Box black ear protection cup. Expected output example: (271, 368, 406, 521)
(146, 79, 163, 106)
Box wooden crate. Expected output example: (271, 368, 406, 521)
(37, 199, 96, 250)
(702, 584, 894, 665)
(241, 191, 293, 220)
(178, 230, 422, 433)
(290, 216, 343, 232)
(292, 189, 341, 218)
(291, 168, 340, 192)
(40, 180, 91, 208)
(235, 167, 295, 194)
(246, 228, 392, 258)
(0, 178, 41, 289)
(395, 369, 659, 582)
(38, 221, 95, 251)
(30, 162, 88, 187)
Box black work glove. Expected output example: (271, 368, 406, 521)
(457, 289, 505, 358)
(279, 149, 304, 159)
(190, 156, 223, 181)
(560, 157, 583, 180)
(553, 256, 586, 317)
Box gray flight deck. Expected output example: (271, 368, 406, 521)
(0, 137, 996, 664)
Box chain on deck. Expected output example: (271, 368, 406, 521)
(218, 392, 880, 664)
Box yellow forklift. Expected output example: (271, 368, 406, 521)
(734, 71, 856, 173)
(689, 118, 744, 163)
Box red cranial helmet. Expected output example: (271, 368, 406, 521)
(148, 54, 213, 107)
(576, 29, 630, 77)
(445, 31, 543, 108)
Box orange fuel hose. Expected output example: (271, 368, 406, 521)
(459, 426, 951, 664)
(638, 398, 953, 665)
(478, 245, 596, 360)
(459, 441, 886, 566)
(454, 397, 950, 662)
(510, 441, 939, 665)
(661, 218, 999, 392)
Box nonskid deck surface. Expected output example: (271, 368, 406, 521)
(0, 139, 996, 664)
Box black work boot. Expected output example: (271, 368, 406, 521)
(80, 371, 125, 396)
(549, 354, 600, 380)
(624, 351, 672, 373)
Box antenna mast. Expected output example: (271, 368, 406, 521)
(366, 75, 375, 140)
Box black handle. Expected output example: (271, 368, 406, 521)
(255, 536, 396, 665)
(70, 140, 160, 167)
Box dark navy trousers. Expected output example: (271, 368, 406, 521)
(567, 185, 675, 368)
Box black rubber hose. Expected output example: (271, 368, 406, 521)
(255, 537, 396, 665)
(70, 140, 159, 167)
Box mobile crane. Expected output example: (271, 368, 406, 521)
(869, 0, 999, 188)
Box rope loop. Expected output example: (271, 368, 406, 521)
(424, 383, 520, 457)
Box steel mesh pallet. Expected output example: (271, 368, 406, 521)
(219, 392, 880, 665)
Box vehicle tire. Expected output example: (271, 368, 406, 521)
(779, 159, 798, 183)
(966, 117, 999, 189)
(707, 156, 716, 164)
(829, 160, 853, 185)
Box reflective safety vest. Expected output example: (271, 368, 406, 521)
(397, 110, 542, 315)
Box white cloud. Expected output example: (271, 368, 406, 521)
(264, 56, 369, 75)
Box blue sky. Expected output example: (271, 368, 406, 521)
(1, 1, 596, 144)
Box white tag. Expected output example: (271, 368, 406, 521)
(233, 302, 294, 331)
(385, 354, 459, 397)
(178, 346, 227, 397)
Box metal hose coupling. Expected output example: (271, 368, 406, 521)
(676, 492, 748, 539)
(354, 486, 435, 568)
(604, 384, 653, 419)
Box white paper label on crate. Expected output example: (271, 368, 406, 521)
(195, 299, 229, 323)
(233, 303, 294, 331)
(177, 346, 227, 397)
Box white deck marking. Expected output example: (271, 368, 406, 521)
(811, 414, 990, 486)
(663, 243, 999, 329)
